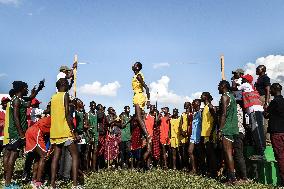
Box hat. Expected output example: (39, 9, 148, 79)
(1, 97, 10, 103)
(31, 98, 41, 105)
(232, 68, 245, 74)
(242, 74, 254, 83)
(59, 65, 71, 72)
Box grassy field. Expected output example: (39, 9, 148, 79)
(0, 158, 276, 189)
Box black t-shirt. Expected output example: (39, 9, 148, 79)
(267, 95, 284, 133)
(255, 74, 271, 96)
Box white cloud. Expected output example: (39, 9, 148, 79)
(79, 81, 121, 97)
(149, 75, 202, 106)
(244, 55, 284, 86)
(153, 62, 170, 69)
(0, 73, 7, 77)
(0, 0, 20, 5)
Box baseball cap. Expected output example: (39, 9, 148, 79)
(242, 74, 254, 83)
(31, 98, 41, 105)
(59, 65, 71, 72)
(232, 68, 245, 74)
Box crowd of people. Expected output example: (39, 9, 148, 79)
(0, 62, 284, 189)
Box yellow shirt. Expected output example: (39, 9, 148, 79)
(132, 72, 144, 94)
(180, 113, 188, 143)
(50, 92, 73, 144)
(201, 104, 214, 137)
(3, 102, 10, 145)
(170, 117, 180, 148)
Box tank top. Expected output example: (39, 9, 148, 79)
(3, 102, 11, 145)
(170, 117, 180, 139)
(201, 104, 214, 137)
(9, 96, 28, 140)
(132, 72, 144, 94)
(222, 92, 239, 136)
(50, 92, 72, 139)
(121, 114, 131, 142)
(88, 112, 98, 138)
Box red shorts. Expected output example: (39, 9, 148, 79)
(25, 126, 46, 153)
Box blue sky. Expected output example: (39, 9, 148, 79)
(1, 0, 284, 112)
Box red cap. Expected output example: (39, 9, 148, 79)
(242, 74, 254, 83)
(31, 98, 41, 105)
(1, 97, 10, 103)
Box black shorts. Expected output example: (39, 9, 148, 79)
(6, 138, 25, 152)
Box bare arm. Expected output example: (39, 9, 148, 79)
(137, 74, 150, 100)
(219, 95, 229, 130)
(64, 93, 76, 134)
(13, 98, 25, 138)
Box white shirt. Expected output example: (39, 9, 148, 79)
(57, 72, 66, 81)
(232, 78, 243, 101)
(238, 83, 264, 113)
(31, 108, 44, 122)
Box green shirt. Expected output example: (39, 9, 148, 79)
(121, 114, 131, 142)
(76, 111, 84, 134)
(88, 112, 98, 144)
(221, 92, 239, 136)
(9, 96, 28, 140)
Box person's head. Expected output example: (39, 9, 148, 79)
(96, 104, 104, 111)
(270, 83, 282, 97)
(241, 74, 253, 84)
(76, 99, 84, 111)
(31, 98, 41, 108)
(124, 106, 130, 114)
(1, 97, 10, 110)
(90, 101, 96, 111)
(108, 107, 115, 115)
(172, 108, 179, 117)
(59, 65, 71, 75)
(232, 69, 244, 79)
(149, 105, 156, 113)
(56, 78, 69, 92)
(201, 92, 213, 103)
(256, 65, 266, 76)
(162, 107, 169, 114)
(192, 99, 201, 112)
(184, 102, 191, 109)
(218, 80, 231, 94)
(9, 89, 15, 98)
(12, 81, 29, 96)
(132, 62, 142, 73)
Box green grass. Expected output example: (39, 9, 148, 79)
(0, 158, 275, 189)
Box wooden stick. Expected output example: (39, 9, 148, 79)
(74, 54, 78, 97)
(220, 55, 225, 80)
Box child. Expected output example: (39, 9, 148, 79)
(188, 99, 202, 174)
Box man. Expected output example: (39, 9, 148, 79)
(119, 106, 132, 168)
(159, 107, 170, 169)
(179, 102, 193, 170)
(264, 83, 284, 186)
(255, 65, 271, 143)
(56, 61, 77, 90)
(200, 92, 217, 177)
(170, 108, 181, 170)
(50, 78, 81, 188)
(5, 80, 44, 188)
(231, 68, 245, 101)
(238, 74, 265, 160)
(218, 80, 239, 183)
(86, 101, 99, 171)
